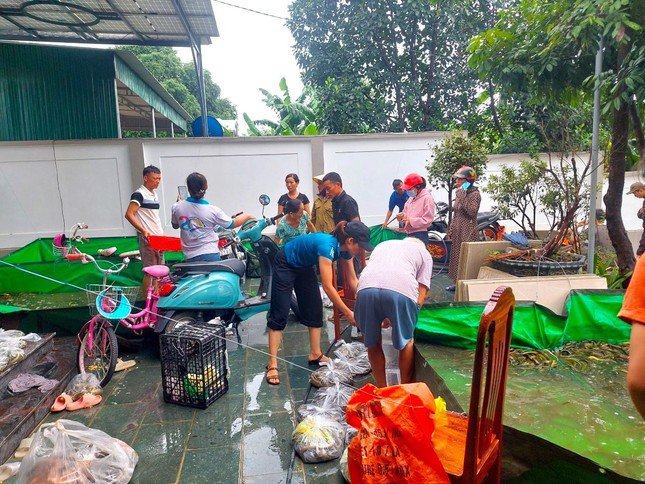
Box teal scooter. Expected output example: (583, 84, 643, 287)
(156, 194, 287, 335)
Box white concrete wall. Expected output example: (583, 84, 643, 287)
(0, 141, 133, 248)
(323, 132, 450, 227)
(143, 138, 314, 232)
(0, 134, 641, 252)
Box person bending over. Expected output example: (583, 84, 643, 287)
(276, 199, 316, 245)
(354, 238, 432, 387)
(265, 221, 373, 385)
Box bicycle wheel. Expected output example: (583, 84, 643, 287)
(78, 319, 118, 387)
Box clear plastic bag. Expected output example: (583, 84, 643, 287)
(310, 360, 354, 388)
(340, 447, 351, 482)
(310, 382, 355, 412)
(292, 415, 346, 463)
(335, 352, 371, 376)
(17, 419, 138, 484)
(333, 341, 367, 360)
(65, 373, 103, 400)
(296, 403, 344, 423)
(0, 329, 42, 372)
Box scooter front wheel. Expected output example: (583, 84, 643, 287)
(162, 311, 201, 334)
(78, 319, 118, 387)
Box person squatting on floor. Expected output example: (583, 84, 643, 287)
(264, 221, 374, 385)
(354, 237, 433, 387)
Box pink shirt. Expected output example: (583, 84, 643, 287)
(358, 238, 433, 302)
(403, 188, 435, 233)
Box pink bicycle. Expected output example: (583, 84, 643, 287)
(67, 251, 172, 386)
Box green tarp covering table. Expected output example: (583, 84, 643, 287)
(415, 290, 630, 349)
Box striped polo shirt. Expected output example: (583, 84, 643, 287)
(130, 185, 163, 236)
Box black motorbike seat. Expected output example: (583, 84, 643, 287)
(173, 258, 246, 278)
(477, 211, 498, 224)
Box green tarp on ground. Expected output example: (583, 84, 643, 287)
(0, 237, 183, 294)
(369, 226, 406, 248)
(415, 290, 630, 350)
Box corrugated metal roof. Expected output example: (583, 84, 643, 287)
(0, 0, 217, 47)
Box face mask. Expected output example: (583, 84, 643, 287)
(339, 251, 353, 260)
(406, 190, 416, 197)
(461, 181, 472, 191)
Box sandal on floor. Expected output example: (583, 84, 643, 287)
(308, 354, 328, 366)
(51, 393, 72, 412)
(66, 393, 102, 411)
(265, 366, 280, 386)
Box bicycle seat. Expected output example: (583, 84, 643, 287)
(143, 265, 170, 278)
(477, 212, 498, 224)
(173, 258, 246, 278)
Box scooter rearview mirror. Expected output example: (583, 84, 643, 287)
(258, 194, 270, 206)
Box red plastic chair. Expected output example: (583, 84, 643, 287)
(434, 285, 515, 483)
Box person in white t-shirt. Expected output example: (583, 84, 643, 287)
(354, 237, 432, 387)
(125, 165, 164, 296)
(171, 172, 253, 262)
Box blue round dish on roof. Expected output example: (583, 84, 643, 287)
(192, 115, 224, 137)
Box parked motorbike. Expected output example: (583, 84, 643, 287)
(477, 211, 504, 241)
(426, 202, 504, 241)
(156, 194, 295, 336)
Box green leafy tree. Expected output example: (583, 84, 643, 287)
(118, 46, 236, 121)
(427, 133, 488, 221)
(288, 0, 500, 133)
(244, 78, 322, 136)
(467, 0, 644, 271)
(485, 159, 545, 238)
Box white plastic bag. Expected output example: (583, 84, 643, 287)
(17, 419, 138, 484)
(333, 341, 366, 360)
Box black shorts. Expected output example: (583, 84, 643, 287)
(267, 251, 323, 331)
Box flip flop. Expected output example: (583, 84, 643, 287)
(66, 393, 102, 411)
(13, 437, 33, 459)
(115, 358, 136, 372)
(0, 462, 20, 481)
(265, 366, 280, 386)
(308, 354, 329, 366)
(50, 393, 72, 412)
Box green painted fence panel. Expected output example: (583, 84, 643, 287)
(0, 43, 118, 141)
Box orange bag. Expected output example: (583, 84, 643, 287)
(346, 382, 449, 483)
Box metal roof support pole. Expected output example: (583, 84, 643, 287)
(171, 123, 175, 138)
(152, 108, 157, 138)
(191, 43, 208, 137)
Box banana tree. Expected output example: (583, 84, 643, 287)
(243, 78, 322, 136)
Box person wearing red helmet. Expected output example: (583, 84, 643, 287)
(396, 173, 436, 244)
(446, 166, 481, 290)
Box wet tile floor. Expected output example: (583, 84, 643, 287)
(7, 272, 453, 484)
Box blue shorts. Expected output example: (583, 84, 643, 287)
(355, 288, 419, 350)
